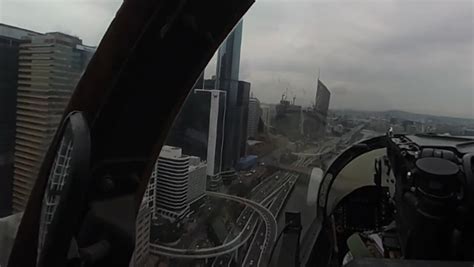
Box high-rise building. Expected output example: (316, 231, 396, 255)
(237, 81, 250, 157)
(303, 79, 331, 139)
(215, 21, 242, 92)
(0, 24, 40, 217)
(215, 20, 250, 172)
(247, 97, 262, 139)
(131, 150, 206, 265)
(12, 31, 93, 212)
(313, 79, 331, 136)
(153, 145, 190, 221)
(167, 89, 226, 190)
(314, 80, 331, 118)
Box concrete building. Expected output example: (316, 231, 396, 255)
(247, 97, 261, 139)
(153, 146, 190, 221)
(187, 156, 207, 204)
(0, 24, 39, 217)
(12, 30, 93, 212)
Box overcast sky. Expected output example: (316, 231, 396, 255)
(2, 0, 473, 118)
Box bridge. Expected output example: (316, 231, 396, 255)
(149, 191, 276, 259)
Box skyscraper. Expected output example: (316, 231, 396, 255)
(215, 21, 242, 92)
(13, 32, 93, 212)
(314, 79, 331, 136)
(153, 145, 191, 221)
(237, 81, 250, 157)
(0, 24, 39, 217)
(167, 89, 226, 189)
(203, 90, 227, 189)
(314, 80, 331, 118)
(215, 20, 250, 171)
(247, 97, 262, 139)
(303, 79, 331, 139)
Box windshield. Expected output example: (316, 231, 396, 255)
(1, 0, 473, 266)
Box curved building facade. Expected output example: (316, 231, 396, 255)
(154, 146, 190, 221)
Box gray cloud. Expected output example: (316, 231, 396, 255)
(2, 0, 473, 117)
(238, 0, 473, 118)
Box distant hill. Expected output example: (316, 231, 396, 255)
(332, 109, 474, 126)
(383, 110, 474, 125)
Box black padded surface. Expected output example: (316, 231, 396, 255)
(346, 258, 473, 267)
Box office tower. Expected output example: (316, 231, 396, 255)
(12, 32, 93, 212)
(247, 97, 261, 139)
(187, 156, 207, 204)
(215, 20, 251, 171)
(237, 81, 250, 157)
(167, 89, 226, 191)
(0, 24, 39, 217)
(314, 80, 331, 118)
(313, 79, 331, 136)
(153, 145, 190, 221)
(200, 90, 226, 191)
(215, 21, 242, 92)
(303, 79, 331, 139)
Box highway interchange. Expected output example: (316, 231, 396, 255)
(151, 125, 365, 266)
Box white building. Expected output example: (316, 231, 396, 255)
(194, 89, 227, 191)
(153, 145, 190, 221)
(187, 157, 207, 204)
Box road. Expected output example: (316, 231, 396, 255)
(242, 175, 299, 266)
(211, 169, 297, 266)
(241, 160, 306, 267)
(149, 192, 276, 259)
(212, 125, 367, 266)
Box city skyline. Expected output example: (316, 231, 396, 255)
(1, 2, 473, 266)
(2, 1, 471, 118)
